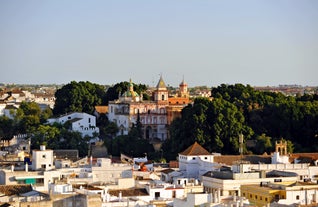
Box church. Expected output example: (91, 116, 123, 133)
(107, 76, 191, 142)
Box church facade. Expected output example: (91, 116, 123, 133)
(108, 76, 190, 142)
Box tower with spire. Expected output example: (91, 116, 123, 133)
(178, 76, 189, 98)
(153, 75, 169, 104)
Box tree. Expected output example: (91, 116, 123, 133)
(0, 116, 15, 141)
(31, 125, 60, 150)
(254, 134, 273, 154)
(53, 81, 107, 115)
(164, 96, 253, 160)
(58, 129, 89, 157)
(15, 101, 42, 134)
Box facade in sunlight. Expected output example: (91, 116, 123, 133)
(108, 76, 191, 142)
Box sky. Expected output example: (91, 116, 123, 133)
(0, 0, 317, 87)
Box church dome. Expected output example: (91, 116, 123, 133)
(120, 79, 140, 101)
(122, 90, 140, 97)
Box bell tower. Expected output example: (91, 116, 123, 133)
(178, 77, 189, 98)
(275, 140, 287, 155)
(153, 75, 168, 103)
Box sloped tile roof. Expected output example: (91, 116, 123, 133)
(290, 153, 318, 164)
(213, 155, 272, 165)
(54, 149, 79, 161)
(156, 76, 167, 89)
(179, 142, 211, 156)
(0, 184, 32, 196)
(95, 106, 108, 114)
(108, 188, 148, 197)
(160, 168, 175, 174)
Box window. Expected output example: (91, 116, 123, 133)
(161, 94, 165, 100)
(296, 195, 300, 200)
(192, 157, 195, 160)
(88, 118, 91, 123)
(260, 196, 262, 200)
(172, 191, 176, 198)
(205, 157, 208, 160)
(42, 155, 46, 158)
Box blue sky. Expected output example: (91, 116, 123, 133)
(0, 0, 317, 87)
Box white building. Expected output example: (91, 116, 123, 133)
(47, 112, 99, 137)
(271, 140, 290, 164)
(178, 142, 218, 179)
(108, 77, 169, 141)
(32, 145, 54, 171)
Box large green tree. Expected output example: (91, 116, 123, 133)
(14, 101, 49, 134)
(163, 97, 253, 160)
(211, 84, 318, 154)
(53, 81, 107, 115)
(0, 116, 15, 141)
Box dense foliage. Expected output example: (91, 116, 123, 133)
(0, 101, 89, 157)
(163, 84, 318, 161)
(1, 82, 317, 161)
(104, 112, 155, 159)
(53, 81, 107, 115)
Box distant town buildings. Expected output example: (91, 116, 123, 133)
(1, 81, 318, 206)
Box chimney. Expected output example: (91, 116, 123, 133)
(40, 145, 46, 151)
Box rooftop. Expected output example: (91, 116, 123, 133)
(179, 142, 211, 156)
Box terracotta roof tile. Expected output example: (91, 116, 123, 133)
(0, 184, 32, 196)
(95, 106, 108, 114)
(179, 142, 211, 156)
(160, 168, 175, 174)
(214, 155, 272, 165)
(108, 188, 148, 197)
